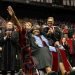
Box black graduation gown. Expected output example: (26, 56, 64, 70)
(42, 26, 62, 43)
(0, 31, 20, 71)
(29, 35, 52, 70)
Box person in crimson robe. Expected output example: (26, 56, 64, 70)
(54, 41, 72, 75)
(66, 33, 75, 67)
(71, 33, 75, 67)
(60, 37, 72, 64)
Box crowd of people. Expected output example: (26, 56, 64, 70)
(0, 6, 75, 75)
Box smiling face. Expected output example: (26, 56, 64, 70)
(32, 25, 41, 36)
(47, 17, 54, 27)
(33, 29, 40, 35)
(61, 37, 66, 43)
(5, 21, 14, 30)
(26, 23, 32, 29)
(23, 22, 32, 30)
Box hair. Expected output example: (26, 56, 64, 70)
(60, 37, 67, 44)
(25, 22, 32, 26)
(32, 24, 41, 31)
(5, 21, 14, 31)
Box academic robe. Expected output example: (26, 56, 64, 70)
(52, 51, 59, 72)
(42, 26, 62, 42)
(66, 38, 75, 67)
(0, 31, 20, 71)
(42, 26, 71, 71)
(29, 35, 52, 70)
(19, 28, 32, 61)
(42, 26, 61, 71)
(58, 48, 71, 72)
(18, 28, 35, 74)
(52, 46, 71, 72)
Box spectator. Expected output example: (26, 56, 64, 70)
(0, 21, 20, 75)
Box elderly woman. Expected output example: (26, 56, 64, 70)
(29, 25, 57, 75)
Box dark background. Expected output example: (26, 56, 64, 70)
(0, 0, 75, 23)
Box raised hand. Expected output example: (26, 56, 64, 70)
(7, 6, 21, 29)
(7, 6, 15, 16)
